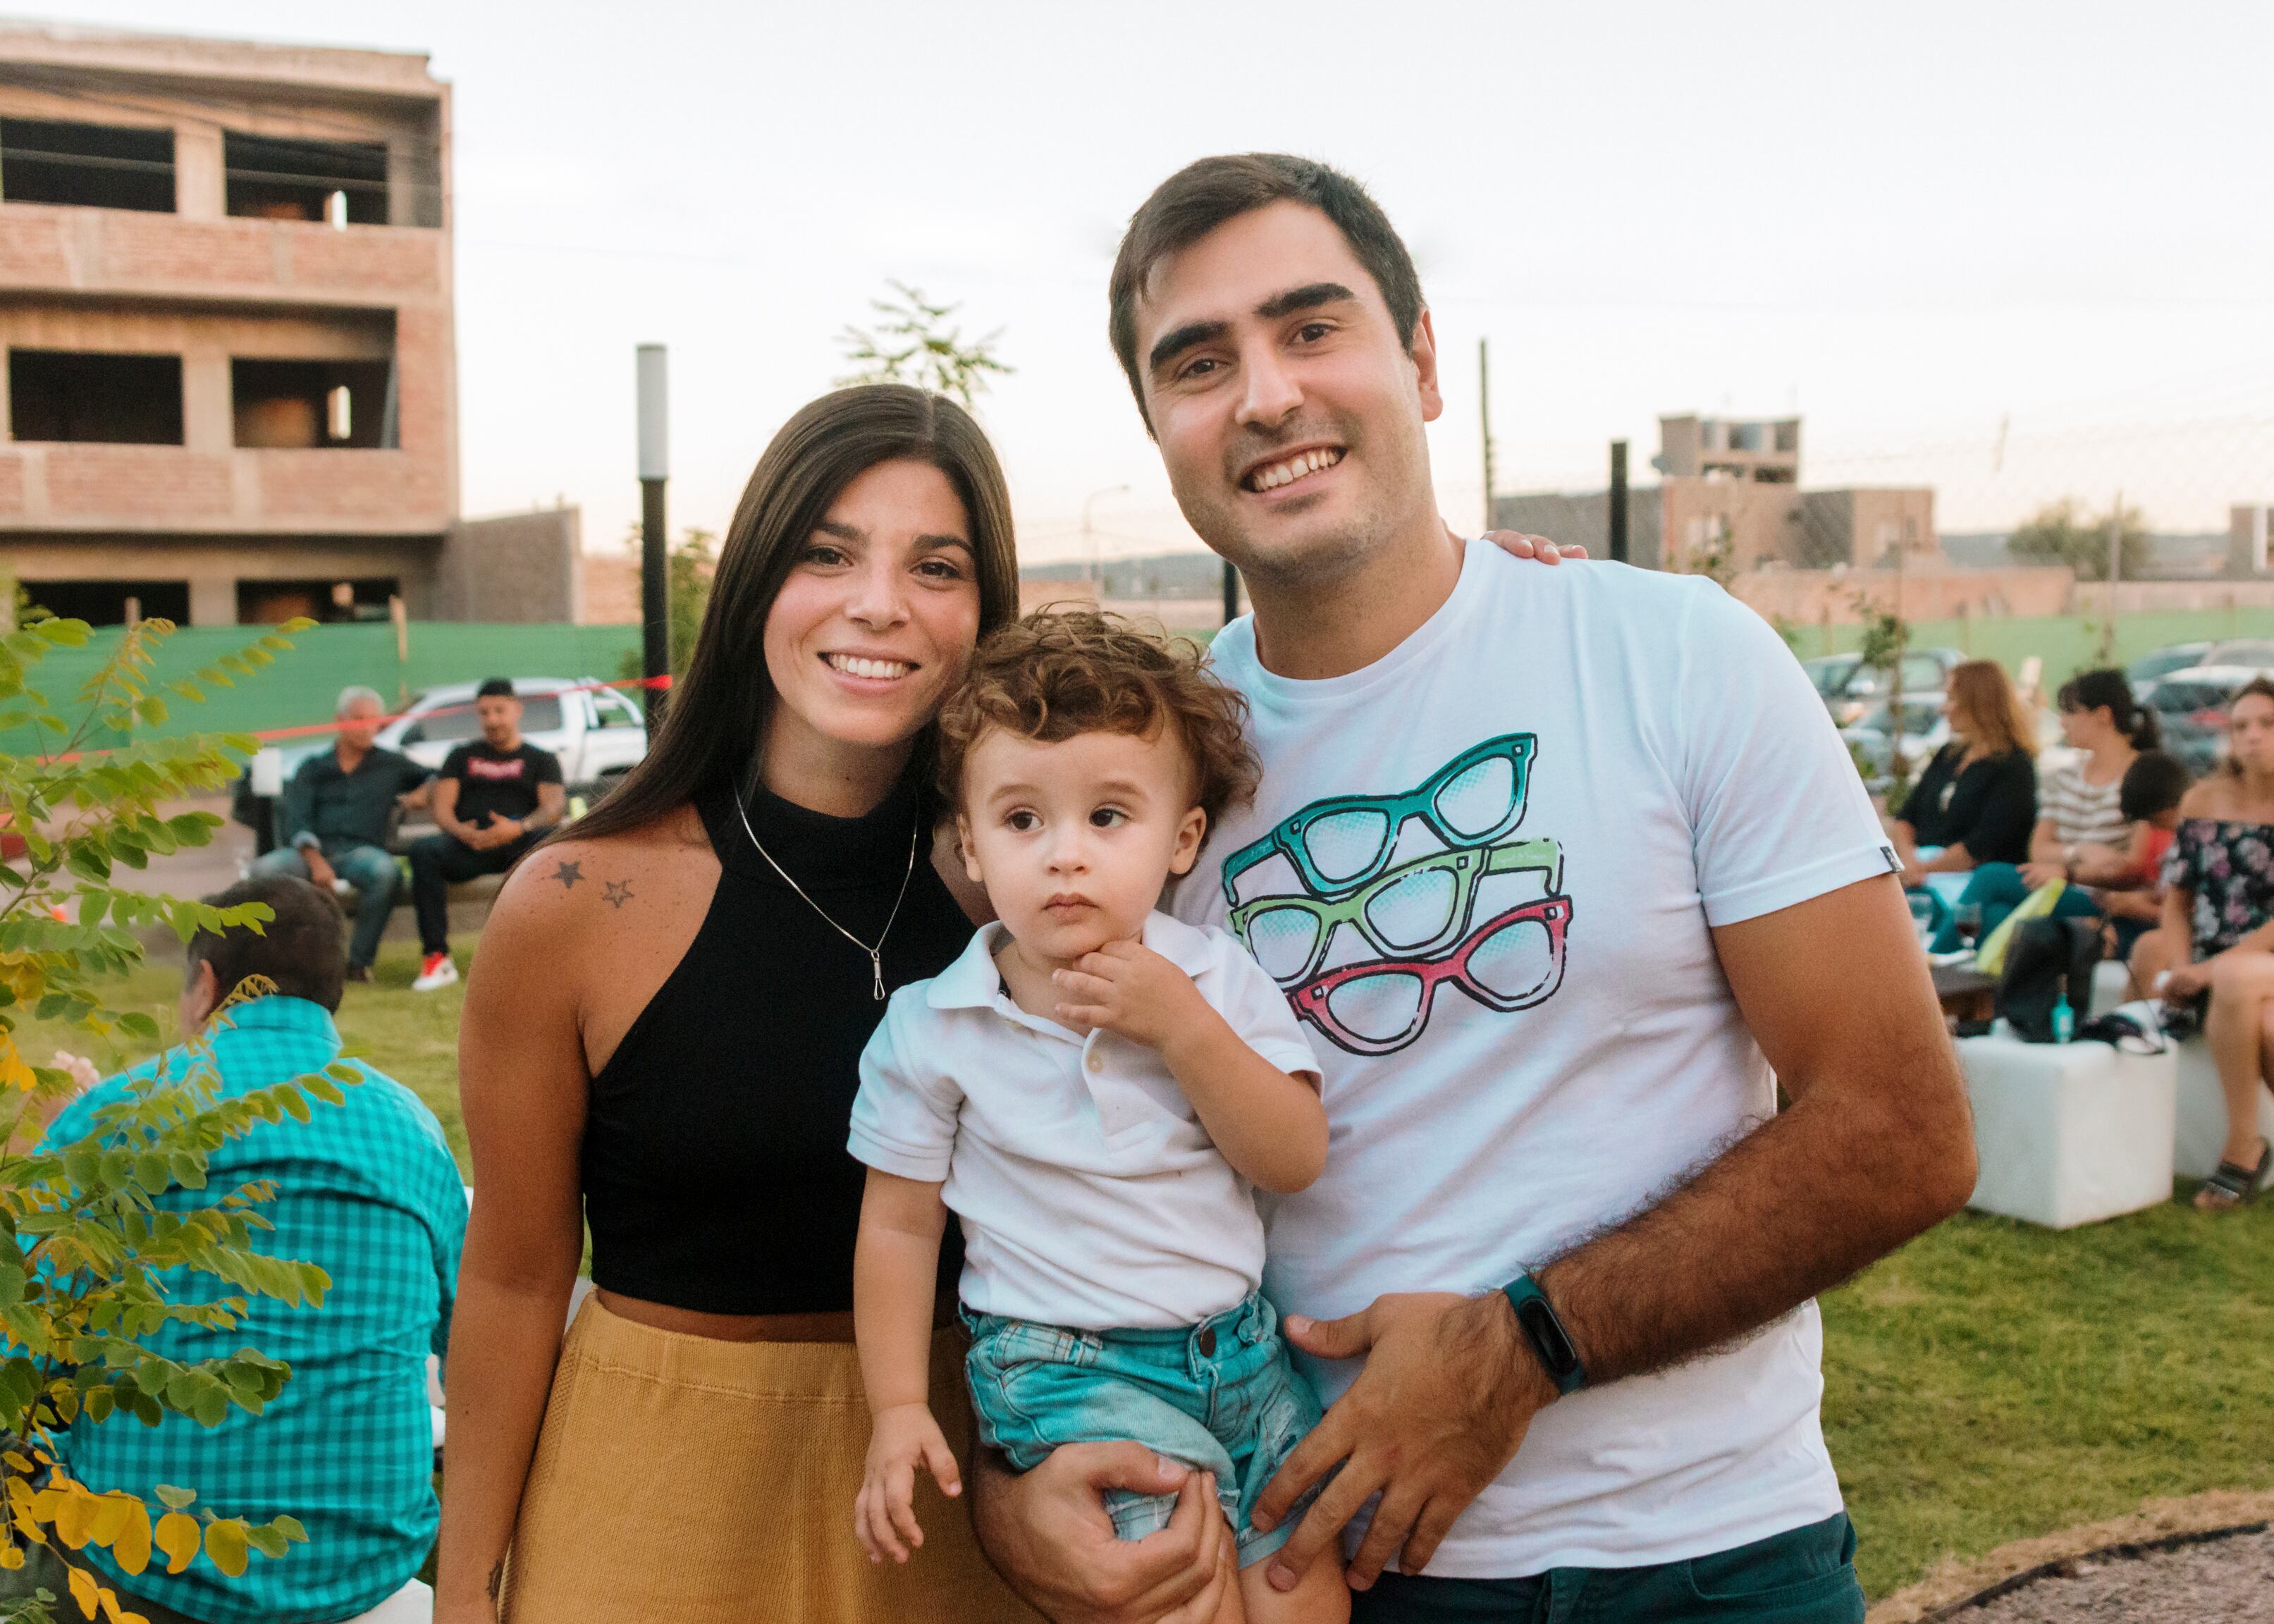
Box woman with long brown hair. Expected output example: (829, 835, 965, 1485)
(432, 386, 1040, 1623)
(1891, 660, 2039, 949)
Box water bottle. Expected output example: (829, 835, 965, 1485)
(2051, 992, 2075, 1044)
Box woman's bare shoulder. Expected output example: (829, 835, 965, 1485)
(486, 806, 715, 938)
(2180, 778, 2230, 819)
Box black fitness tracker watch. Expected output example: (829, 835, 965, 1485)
(1500, 1273, 1587, 1396)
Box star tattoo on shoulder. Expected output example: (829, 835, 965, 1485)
(550, 860, 583, 890)
(603, 880, 633, 909)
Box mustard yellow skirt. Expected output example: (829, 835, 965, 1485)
(503, 1295, 1040, 1624)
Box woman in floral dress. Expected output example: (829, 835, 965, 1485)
(2132, 675, 2274, 1209)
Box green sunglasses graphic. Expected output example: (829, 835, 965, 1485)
(1229, 835, 1563, 988)
(1221, 732, 1538, 904)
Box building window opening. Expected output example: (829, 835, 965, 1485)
(23, 579, 190, 627)
(8, 350, 184, 443)
(238, 577, 398, 626)
(231, 359, 395, 448)
(223, 133, 388, 223)
(0, 118, 175, 213)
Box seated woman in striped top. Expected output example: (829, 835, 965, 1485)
(1955, 668, 2158, 951)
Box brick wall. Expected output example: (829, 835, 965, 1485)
(438, 509, 581, 623)
(44, 447, 233, 519)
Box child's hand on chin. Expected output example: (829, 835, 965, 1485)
(1052, 938, 1207, 1052)
(854, 1403, 962, 1565)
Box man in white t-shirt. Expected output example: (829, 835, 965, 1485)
(972, 156, 1977, 1623)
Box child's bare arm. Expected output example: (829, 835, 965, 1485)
(1055, 941, 1328, 1193)
(854, 1169, 962, 1563)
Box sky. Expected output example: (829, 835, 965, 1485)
(23, 0, 2274, 559)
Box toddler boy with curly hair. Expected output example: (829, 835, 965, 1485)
(848, 610, 1347, 1623)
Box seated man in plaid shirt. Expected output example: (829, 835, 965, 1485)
(16, 875, 466, 1624)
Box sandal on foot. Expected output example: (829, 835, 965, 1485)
(2194, 1141, 2272, 1211)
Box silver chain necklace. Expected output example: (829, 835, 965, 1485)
(732, 785, 919, 1001)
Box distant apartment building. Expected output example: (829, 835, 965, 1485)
(0, 23, 574, 626)
(1495, 414, 1938, 576)
(1654, 412, 1800, 484)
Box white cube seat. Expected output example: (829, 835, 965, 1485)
(2173, 1039, 2274, 1186)
(1958, 1032, 2177, 1227)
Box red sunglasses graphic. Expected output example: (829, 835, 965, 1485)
(1289, 896, 1572, 1056)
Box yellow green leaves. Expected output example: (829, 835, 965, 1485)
(199, 1517, 247, 1577)
(0, 613, 327, 1617)
(108, 1497, 151, 1575)
(152, 1510, 199, 1574)
(0, 1034, 35, 1094)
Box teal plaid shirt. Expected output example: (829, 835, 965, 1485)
(44, 996, 465, 1624)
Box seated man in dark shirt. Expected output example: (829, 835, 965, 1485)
(410, 677, 565, 992)
(250, 685, 432, 983)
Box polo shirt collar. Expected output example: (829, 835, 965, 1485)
(927, 911, 1212, 1011)
(213, 993, 342, 1050)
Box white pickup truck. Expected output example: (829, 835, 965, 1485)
(375, 676, 649, 795)
(240, 675, 649, 854)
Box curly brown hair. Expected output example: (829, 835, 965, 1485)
(938, 608, 1261, 833)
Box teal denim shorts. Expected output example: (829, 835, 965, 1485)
(963, 1291, 1324, 1568)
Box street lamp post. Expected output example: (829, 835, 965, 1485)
(636, 344, 669, 724)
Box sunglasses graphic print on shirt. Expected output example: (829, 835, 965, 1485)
(1224, 732, 1573, 1056)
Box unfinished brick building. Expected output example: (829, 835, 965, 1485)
(0, 24, 574, 627)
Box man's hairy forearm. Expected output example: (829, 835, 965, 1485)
(1536, 1033, 1973, 1386)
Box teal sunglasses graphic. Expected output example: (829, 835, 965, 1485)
(1221, 732, 1537, 904)
(1229, 836, 1563, 988)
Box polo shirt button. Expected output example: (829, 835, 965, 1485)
(1196, 1327, 1217, 1357)
(1086, 1053, 1102, 1073)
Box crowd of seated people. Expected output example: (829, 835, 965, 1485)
(1890, 659, 2272, 1214)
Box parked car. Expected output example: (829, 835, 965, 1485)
(1830, 647, 1966, 730)
(377, 677, 647, 793)
(1802, 653, 1863, 704)
(2203, 639, 2274, 671)
(235, 676, 648, 853)
(1839, 696, 1949, 787)
(2127, 641, 2213, 691)
(2144, 664, 2264, 776)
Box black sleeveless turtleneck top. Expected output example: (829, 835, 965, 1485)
(582, 777, 976, 1315)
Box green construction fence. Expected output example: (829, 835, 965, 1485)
(13, 605, 2274, 757)
(1787, 604, 2274, 678)
(8, 621, 641, 752)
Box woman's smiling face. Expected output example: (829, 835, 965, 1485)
(761, 457, 983, 767)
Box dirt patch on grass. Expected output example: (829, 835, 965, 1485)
(1868, 1490, 2274, 1622)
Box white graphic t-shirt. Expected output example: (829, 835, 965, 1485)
(1172, 539, 1898, 1577)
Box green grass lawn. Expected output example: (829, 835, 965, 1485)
(25, 947, 2274, 1600)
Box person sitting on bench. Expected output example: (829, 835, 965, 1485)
(410, 679, 565, 992)
(252, 685, 432, 984)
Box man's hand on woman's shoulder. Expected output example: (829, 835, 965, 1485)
(1445, 519, 1590, 564)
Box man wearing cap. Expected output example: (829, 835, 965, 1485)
(410, 679, 565, 992)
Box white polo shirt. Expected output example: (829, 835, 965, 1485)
(847, 911, 1322, 1330)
